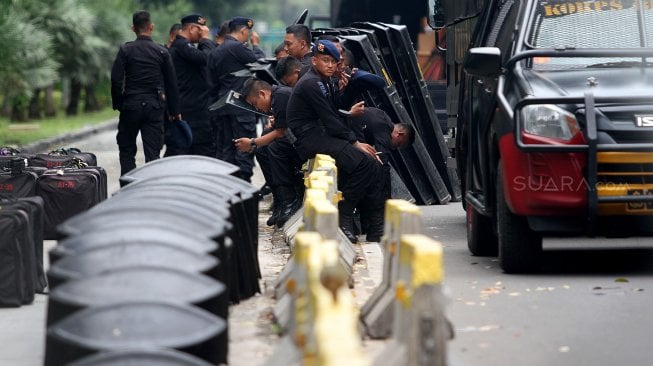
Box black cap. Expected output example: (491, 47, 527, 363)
(229, 16, 254, 29)
(181, 14, 207, 26)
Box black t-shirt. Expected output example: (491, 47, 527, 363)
(350, 107, 393, 164)
(271, 85, 292, 129)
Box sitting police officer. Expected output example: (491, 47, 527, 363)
(286, 40, 382, 243)
(349, 107, 415, 241)
(111, 10, 180, 178)
(234, 78, 303, 227)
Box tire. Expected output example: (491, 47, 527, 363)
(496, 162, 542, 273)
(466, 203, 498, 256)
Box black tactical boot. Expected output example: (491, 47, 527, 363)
(266, 188, 282, 226)
(338, 199, 358, 244)
(364, 209, 384, 242)
(275, 186, 300, 228)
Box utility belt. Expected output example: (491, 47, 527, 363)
(286, 124, 319, 144)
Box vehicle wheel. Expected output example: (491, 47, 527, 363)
(466, 203, 498, 256)
(496, 162, 542, 273)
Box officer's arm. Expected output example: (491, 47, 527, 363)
(234, 44, 262, 65)
(181, 41, 210, 65)
(198, 38, 215, 54)
(305, 81, 357, 142)
(110, 47, 126, 111)
(162, 51, 181, 117)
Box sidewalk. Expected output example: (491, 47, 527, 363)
(0, 121, 387, 365)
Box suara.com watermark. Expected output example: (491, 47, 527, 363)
(512, 176, 633, 192)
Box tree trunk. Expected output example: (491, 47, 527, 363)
(45, 85, 56, 117)
(83, 83, 100, 112)
(11, 104, 27, 122)
(66, 79, 81, 116)
(28, 88, 42, 119)
(1, 96, 10, 118)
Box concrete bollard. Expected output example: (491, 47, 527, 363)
(360, 199, 422, 339)
(374, 234, 448, 366)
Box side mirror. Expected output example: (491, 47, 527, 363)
(428, 0, 445, 29)
(464, 47, 502, 77)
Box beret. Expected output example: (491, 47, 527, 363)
(170, 119, 193, 149)
(313, 40, 340, 61)
(350, 70, 386, 90)
(230, 16, 254, 29)
(181, 14, 206, 26)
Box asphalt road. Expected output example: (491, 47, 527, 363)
(424, 203, 653, 366)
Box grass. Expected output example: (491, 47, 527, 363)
(0, 108, 118, 147)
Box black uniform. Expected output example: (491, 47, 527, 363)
(166, 35, 216, 157)
(208, 35, 265, 181)
(265, 85, 304, 226)
(287, 67, 382, 238)
(350, 107, 394, 241)
(298, 52, 313, 77)
(111, 35, 180, 176)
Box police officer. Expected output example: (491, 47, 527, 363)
(166, 14, 216, 157)
(283, 24, 313, 76)
(349, 107, 415, 241)
(275, 56, 302, 87)
(234, 78, 303, 227)
(286, 40, 382, 243)
(165, 23, 181, 48)
(111, 10, 180, 177)
(208, 16, 265, 181)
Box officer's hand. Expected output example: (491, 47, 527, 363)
(200, 25, 210, 39)
(251, 31, 260, 46)
(267, 116, 275, 128)
(339, 71, 350, 90)
(353, 141, 382, 163)
(349, 101, 365, 118)
(234, 137, 252, 153)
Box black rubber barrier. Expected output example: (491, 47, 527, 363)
(68, 349, 213, 366)
(46, 242, 219, 289)
(44, 302, 226, 365)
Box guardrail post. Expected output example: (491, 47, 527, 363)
(360, 199, 422, 338)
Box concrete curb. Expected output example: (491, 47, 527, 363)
(19, 118, 119, 153)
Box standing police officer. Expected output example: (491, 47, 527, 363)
(166, 14, 216, 157)
(286, 40, 381, 242)
(208, 16, 265, 182)
(111, 10, 180, 177)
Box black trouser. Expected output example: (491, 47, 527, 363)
(294, 127, 381, 205)
(214, 113, 256, 182)
(165, 112, 215, 157)
(269, 137, 304, 193)
(116, 97, 165, 176)
(358, 163, 390, 239)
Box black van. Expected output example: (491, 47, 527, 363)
(437, 0, 653, 272)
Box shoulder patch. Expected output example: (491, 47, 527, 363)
(317, 81, 328, 98)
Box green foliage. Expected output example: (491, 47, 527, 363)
(0, 7, 58, 104)
(145, 0, 193, 45)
